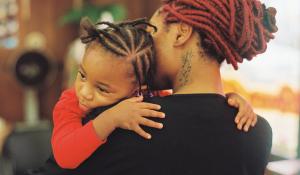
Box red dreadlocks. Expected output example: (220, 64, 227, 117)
(162, 0, 278, 70)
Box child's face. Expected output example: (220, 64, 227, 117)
(75, 45, 137, 112)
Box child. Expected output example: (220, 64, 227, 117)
(52, 17, 257, 169)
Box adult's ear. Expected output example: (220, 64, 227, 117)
(173, 22, 193, 47)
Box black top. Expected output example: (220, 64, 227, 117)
(24, 94, 272, 175)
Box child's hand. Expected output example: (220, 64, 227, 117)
(226, 92, 257, 132)
(104, 96, 165, 139)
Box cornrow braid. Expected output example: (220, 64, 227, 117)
(79, 17, 157, 95)
(162, 0, 278, 70)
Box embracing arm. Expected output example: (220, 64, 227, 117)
(226, 92, 257, 132)
(52, 89, 105, 169)
(52, 89, 165, 169)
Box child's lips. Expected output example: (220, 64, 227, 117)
(79, 103, 90, 112)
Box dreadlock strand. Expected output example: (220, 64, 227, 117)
(163, 0, 277, 69)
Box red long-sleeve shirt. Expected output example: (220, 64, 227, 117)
(51, 88, 105, 169)
(52, 88, 172, 169)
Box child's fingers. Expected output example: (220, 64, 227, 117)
(228, 98, 239, 108)
(139, 117, 163, 129)
(126, 96, 143, 103)
(234, 108, 246, 124)
(140, 109, 165, 118)
(138, 102, 161, 110)
(243, 118, 253, 132)
(235, 112, 242, 124)
(133, 125, 152, 139)
(251, 114, 258, 127)
(237, 116, 248, 130)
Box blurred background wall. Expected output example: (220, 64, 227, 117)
(0, 0, 163, 164)
(0, 0, 161, 123)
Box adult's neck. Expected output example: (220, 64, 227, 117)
(172, 50, 224, 96)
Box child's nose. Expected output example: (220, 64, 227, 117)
(80, 86, 93, 101)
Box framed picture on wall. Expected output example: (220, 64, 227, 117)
(0, 0, 19, 49)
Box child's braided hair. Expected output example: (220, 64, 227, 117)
(79, 17, 157, 94)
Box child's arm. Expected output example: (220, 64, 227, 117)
(92, 96, 165, 140)
(226, 92, 257, 132)
(52, 89, 164, 169)
(51, 89, 103, 169)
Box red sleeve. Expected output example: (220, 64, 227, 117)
(51, 88, 105, 169)
(152, 89, 173, 97)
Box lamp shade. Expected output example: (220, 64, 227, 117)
(14, 51, 50, 87)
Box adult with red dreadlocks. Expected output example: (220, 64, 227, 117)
(22, 0, 277, 175)
(75, 0, 275, 173)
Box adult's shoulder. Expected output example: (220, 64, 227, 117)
(245, 115, 272, 147)
(255, 115, 273, 141)
(144, 96, 167, 105)
(241, 115, 272, 174)
(254, 115, 272, 154)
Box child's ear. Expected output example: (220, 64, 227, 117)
(173, 22, 193, 47)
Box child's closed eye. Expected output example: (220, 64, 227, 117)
(97, 86, 110, 94)
(78, 71, 87, 81)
